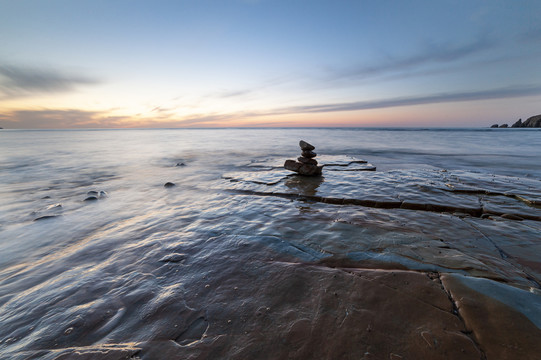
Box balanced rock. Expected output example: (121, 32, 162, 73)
(284, 140, 323, 176)
(298, 157, 317, 165)
(301, 150, 317, 158)
(284, 160, 302, 172)
(299, 140, 315, 151)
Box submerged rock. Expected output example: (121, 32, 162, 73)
(164, 182, 176, 188)
(284, 140, 323, 176)
(84, 190, 108, 201)
(32, 202, 63, 221)
(33, 214, 60, 221)
(159, 253, 186, 263)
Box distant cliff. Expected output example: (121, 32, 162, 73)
(491, 114, 541, 128)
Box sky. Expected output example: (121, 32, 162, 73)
(0, 0, 540, 128)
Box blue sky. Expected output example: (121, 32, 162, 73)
(1, 0, 540, 128)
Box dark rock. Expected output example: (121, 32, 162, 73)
(511, 119, 522, 128)
(522, 114, 541, 127)
(284, 160, 302, 172)
(34, 215, 60, 221)
(301, 150, 317, 159)
(176, 162, 186, 167)
(86, 190, 107, 201)
(159, 253, 186, 263)
(164, 182, 176, 188)
(297, 157, 318, 165)
(491, 115, 540, 128)
(87, 190, 108, 197)
(299, 140, 315, 151)
(298, 164, 322, 176)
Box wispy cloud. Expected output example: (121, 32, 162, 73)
(3, 84, 539, 129)
(328, 38, 495, 81)
(269, 84, 541, 114)
(0, 108, 238, 129)
(212, 89, 254, 98)
(0, 109, 103, 128)
(0, 65, 99, 98)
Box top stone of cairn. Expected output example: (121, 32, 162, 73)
(299, 140, 315, 151)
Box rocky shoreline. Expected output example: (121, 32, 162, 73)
(2, 130, 540, 360)
(490, 114, 541, 128)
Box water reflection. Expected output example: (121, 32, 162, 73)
(284, 175, 324, 196)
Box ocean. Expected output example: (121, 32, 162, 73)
(1, 128, 540, 359)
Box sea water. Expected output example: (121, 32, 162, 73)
(0, 128, 540, 358)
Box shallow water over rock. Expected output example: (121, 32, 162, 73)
(1, 129, 540, 359)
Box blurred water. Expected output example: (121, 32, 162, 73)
(1, 127, 540, 272)
(0, 128, 540, 358)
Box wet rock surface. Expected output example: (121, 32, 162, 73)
(216, 155, 541, 359)
(2, 150, 540, 360)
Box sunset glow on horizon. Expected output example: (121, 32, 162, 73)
(1, 0, 540, 129)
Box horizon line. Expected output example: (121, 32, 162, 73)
(1, 125, 537, 131)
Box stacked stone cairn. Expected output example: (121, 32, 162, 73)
(284, 140, 323, 176)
